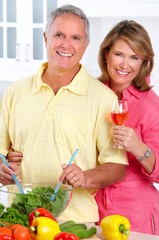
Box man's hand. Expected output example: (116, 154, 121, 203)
(60, 163, 86, 188)
(0, 147, 23, 185)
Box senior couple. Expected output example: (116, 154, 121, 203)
(0, 4, 159, 235)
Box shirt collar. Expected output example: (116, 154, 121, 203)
(122, 85, 143, 101)
(32, 62, 48, 94)
(62, 65, 88, 95)
(32, 62, 88, 95)
(105, 81, 143, 101)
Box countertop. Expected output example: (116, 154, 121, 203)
(92, 225, 159, 239)
(58, 221, 159, 239)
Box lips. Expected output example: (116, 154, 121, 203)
(116, 69, 129, 76)
(57, 51, 74, 57)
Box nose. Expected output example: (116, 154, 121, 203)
(60, 38, 70, 49)
(120, 57, 129, 69)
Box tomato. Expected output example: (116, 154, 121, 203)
(0, 236, 13, 240)
(0, 227, 12, 236)
(0, 227, 13, 240)
(12, 225, 31, 240)
(10, 224, 21, 232)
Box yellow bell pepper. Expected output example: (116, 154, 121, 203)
(30, 216, 61, 240)
(100, 214, 131, 240)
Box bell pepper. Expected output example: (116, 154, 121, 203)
(29, 207, 57, 225)
(100, 214, 131, 240)
(54, 232, 80, 240)
(30, 216, 61, 240)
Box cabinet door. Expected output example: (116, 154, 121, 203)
(0, 0, 23, 76)
(0, 0, 57, 82)
(19, 0, 58, 75)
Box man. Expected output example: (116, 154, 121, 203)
(0, 4, 127, 222)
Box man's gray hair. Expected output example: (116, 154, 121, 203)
(45, 4, 90, 42)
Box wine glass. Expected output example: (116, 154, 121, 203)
(111, 99, 128, 148)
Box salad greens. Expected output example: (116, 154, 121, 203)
(11, 185, 70, 217)
(0, 203, 29, 226)
(0, 185, 71, 226)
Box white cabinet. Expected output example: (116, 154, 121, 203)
(0, 0, 57, 82)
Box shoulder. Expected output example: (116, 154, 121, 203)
(4, 63, 45, 95)
(80, 65, 116, 98)
(141, 89, 159, 107)
(4, 75, 34, 95)
(4, 63, 46, 95)
(136, 89, 159, 120)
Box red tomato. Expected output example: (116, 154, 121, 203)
(12, 225, 31, 240)
(0, 227, 12, 236)
(10, 224, 21, 232)
(0, 236, 13, 240)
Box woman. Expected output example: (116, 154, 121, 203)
(95, 20, 159, 235)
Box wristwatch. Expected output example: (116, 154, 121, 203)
(137, 147, 151, 161)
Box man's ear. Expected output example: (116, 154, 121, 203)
(43, 32, 47, 46)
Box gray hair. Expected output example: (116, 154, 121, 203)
(45, 4, 90, 42)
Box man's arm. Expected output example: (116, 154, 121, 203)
(84, 162, 126, 188)
(59, 162, 126, 188)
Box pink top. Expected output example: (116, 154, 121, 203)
(95, 85, 159, 235)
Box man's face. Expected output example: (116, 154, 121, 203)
(44, 14, 89, 72)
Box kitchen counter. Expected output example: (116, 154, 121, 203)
(89, 224, 159, 239)
(58, 220, 159, 239)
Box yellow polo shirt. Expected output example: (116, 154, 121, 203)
(0, 63, 128, 222)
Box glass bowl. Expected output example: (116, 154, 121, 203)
(0, 183, 72, 218)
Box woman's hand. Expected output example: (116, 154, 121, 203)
(113, 125, 155, 174)
(113, 125, 143, 155)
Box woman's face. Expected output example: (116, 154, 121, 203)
(105, 39, 143, 89)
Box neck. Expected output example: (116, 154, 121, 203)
(42, 64, 81, 94)
(110, 84, 123, 100)
(110, 81, 131, 100)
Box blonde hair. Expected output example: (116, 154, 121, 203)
(98, 20, 154, 91)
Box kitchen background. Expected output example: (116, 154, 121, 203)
(0, 0, 159, 190)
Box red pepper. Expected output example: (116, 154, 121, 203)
(54, 232, 80, 240)
(28, 207, 57, 225)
